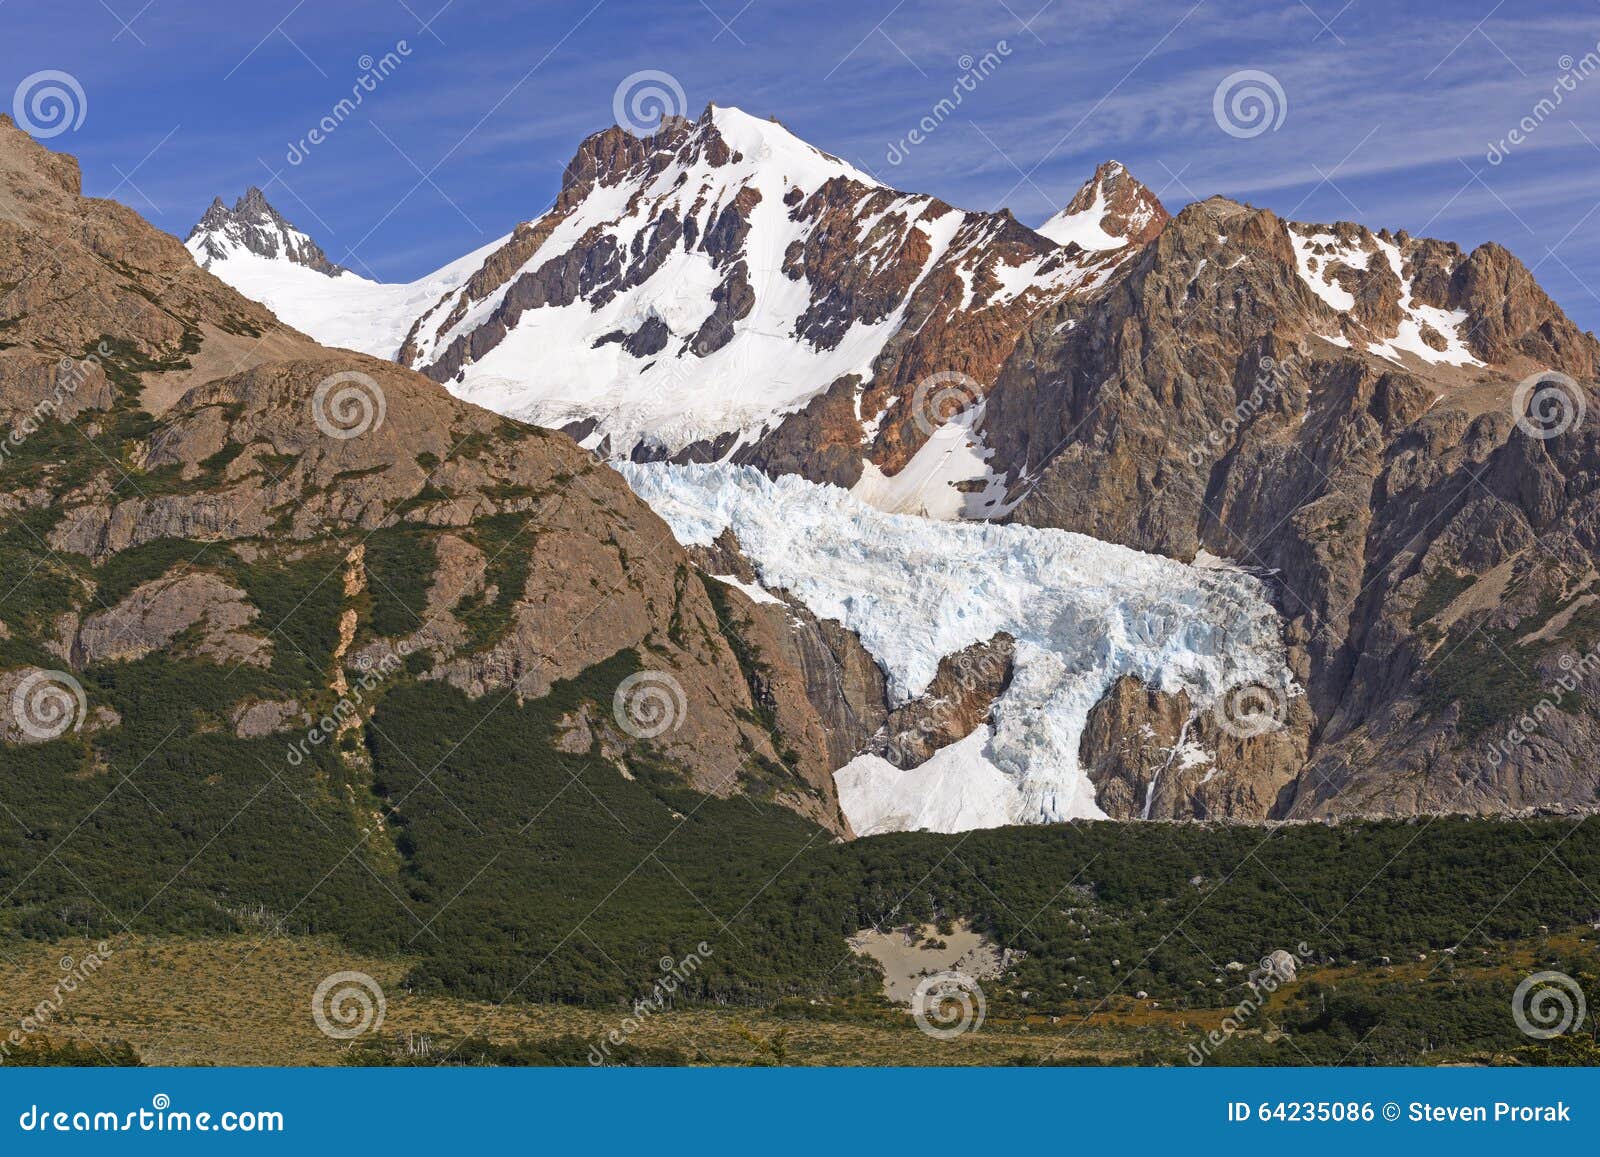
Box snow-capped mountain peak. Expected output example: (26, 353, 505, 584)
(182, 184, 508, 360)
(1036, 160, 1168, 250)
(186, 109, 1167, 509)
(703, 103, 882, 189)
(389, 105, 1148, 480)
(185, 186, 346, 275)
(383, 102, 908, 452)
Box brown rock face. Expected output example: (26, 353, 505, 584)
(732, 376, 868, 489)
(231, 698, 307, 739)
(979, 186, 1600, 821)
(685, 529, 889, 781)
(73, 571, 268, 668)
(1079, 675, 1310, 820)
(678, 549, 1016, 820)
(1448, 242, 1598, 375)
(866, 634, 1014, 768)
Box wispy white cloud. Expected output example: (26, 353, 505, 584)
(6, 0, 1595, 321)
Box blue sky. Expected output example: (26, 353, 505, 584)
(5, 0, 1599, 330)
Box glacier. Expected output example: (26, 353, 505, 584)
(619, 462, 1295, 835)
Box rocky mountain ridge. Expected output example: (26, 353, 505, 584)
(986, 193, 1600, 820)
(182, 104, 1600, 828)
(188, 104, 1153, 515)
(186, 186, 346, 276)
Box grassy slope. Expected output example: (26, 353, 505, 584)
(2, 928, 1594, 1067)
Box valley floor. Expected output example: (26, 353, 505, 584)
(1, 931, 1591, 1067)
(0, 936, 1169, 1066)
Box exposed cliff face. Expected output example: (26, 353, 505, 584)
(987, 191, 1600, 821)
(0, 115, 852, 833)
(1079, 675, 1311, 820)
(682, 529, 1016, 818)
(864, 633, 1015, 769)
(684, 528, 890, 778)
(70, 571, 268, 668)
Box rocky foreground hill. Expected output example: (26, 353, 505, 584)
(0, 112, 949, 838)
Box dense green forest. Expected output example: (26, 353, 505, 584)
(4, 612, 1598, 1027)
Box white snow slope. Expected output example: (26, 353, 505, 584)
(620, 462, 1294, 835)
(185, 231, 507, 360)
(1035, 183, 1124, 250)
(411, 106, 906, 455)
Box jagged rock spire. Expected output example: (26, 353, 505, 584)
(1037, 161, 1168, 250)
(185, 186, 345, 275)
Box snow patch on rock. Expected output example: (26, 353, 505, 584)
(1365, 237, 1480, 367)
(850, 405, 1011, 520)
